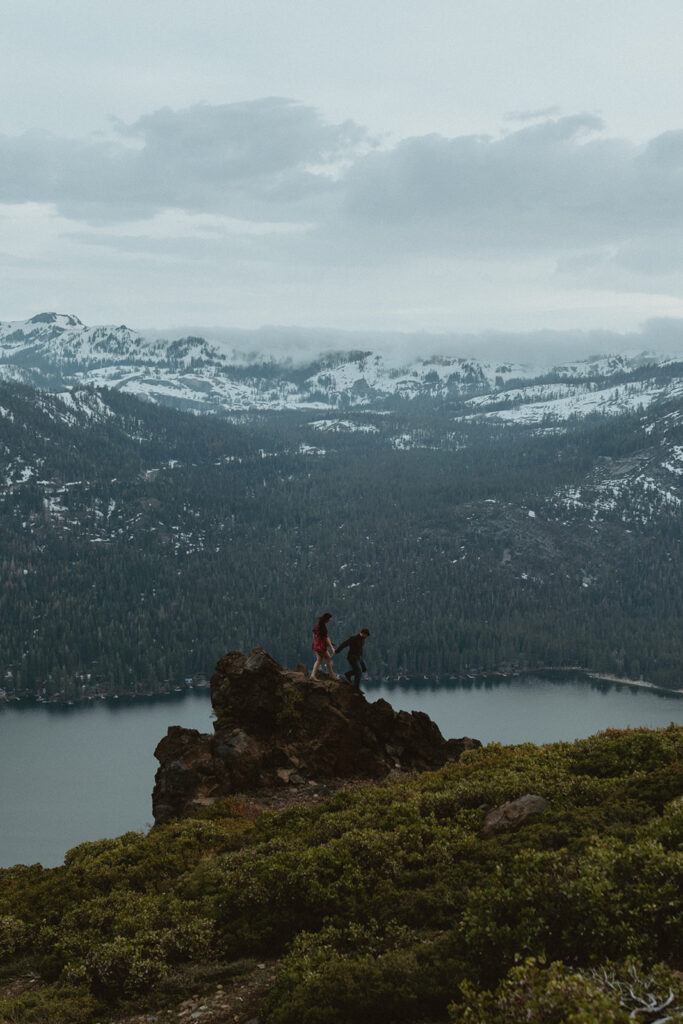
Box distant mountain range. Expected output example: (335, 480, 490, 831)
(1, 312, 682, 421)
(1, 313, 681, 696)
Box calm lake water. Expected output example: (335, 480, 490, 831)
(1, 677, 682, 869)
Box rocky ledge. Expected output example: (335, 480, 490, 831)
(152, 648, 481, 824)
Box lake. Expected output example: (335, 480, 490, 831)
(368, 674, 683, 746)
(1, 676, 682, 869)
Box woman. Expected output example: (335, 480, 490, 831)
(311, 612, 339, 680)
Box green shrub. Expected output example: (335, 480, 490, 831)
(263, 922, 456, 1024)
(449, 958, 683, 1024)
(566, 726, 683, 779)
(48, 891, 213, 995)
(449, 959, 630, 1023)
(0, 982, 103, 1024)
(0, 914, 31, 960)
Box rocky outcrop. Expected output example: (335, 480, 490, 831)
(153, 648, 481, 824)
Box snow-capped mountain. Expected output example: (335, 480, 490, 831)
(0, 312, 681, 422)
(543, 406, 683, 525)
(463, 375, 683, 424)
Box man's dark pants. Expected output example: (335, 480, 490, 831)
(345, 654, 363, 689)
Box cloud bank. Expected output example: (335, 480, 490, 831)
(2, 98, 683, 333)
(0, 99, 370, 223)
(149, 317, 683, 368)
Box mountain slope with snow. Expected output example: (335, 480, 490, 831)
(1, 313, 681, 421)
(0, 375, 681, 694)
(545, 406, 683, 524)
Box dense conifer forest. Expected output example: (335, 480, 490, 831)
(0, 381, 681, 697)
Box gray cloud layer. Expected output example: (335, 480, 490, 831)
(147, 317, 683, 366)
(2, 99, 683, 286)
(0, 99, 369, 222)
(341, 116, 683, 256)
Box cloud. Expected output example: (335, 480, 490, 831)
(2, 101, 683, 322)
(504, 106, 563, 122)
(147, 318, 683, 367)
(3, 105, 683, 260)
(0, 98, 371, 224)
(338, 115, 653, 251)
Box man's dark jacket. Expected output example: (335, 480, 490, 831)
(336, 633, 367, 665)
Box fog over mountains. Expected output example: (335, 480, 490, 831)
(1, 312, 682, 422)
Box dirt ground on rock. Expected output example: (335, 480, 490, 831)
(110, 959, 279, 1024)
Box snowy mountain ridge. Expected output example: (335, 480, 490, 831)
(0, 312, 681, 421)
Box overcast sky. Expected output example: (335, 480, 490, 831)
(2, 0, 683, 355)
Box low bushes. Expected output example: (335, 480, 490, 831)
(0, 725, 680, 1023)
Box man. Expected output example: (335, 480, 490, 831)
(335, 627, 370, 691)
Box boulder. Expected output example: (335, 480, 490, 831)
(480, 793, 549, 838)
(153, 648, 481, 824)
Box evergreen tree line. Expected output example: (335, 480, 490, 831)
(0, 382, 680, 697)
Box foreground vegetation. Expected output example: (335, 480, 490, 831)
(1, 726, 682, 1023)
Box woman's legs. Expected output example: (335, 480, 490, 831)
(324, 652, 340, 680)
(311, 652, 340, 680)
(311, 653, 323, 679)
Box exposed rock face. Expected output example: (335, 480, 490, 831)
(480, 794, 550, 838)
(153, 648, 481, 824)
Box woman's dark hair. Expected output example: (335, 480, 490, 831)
(316, 612, 332, 638)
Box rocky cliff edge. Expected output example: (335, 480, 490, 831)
(152, 648, 481, 824)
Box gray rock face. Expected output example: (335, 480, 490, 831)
(480, 794, 549, 838)
(152, 648, 481, 824)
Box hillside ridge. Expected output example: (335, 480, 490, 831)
(0, 725, 681, 1024)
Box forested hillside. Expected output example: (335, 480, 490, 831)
(0, 381, 681, 697)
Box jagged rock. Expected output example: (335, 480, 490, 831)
(480, 793, 549, 838)
(153, 648, 481, 824)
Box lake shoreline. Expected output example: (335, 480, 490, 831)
(2, 666, 681, 711)
(368, 666, 683, 697)
(0, 685, 212, 712)
(519, 667, 683, 697)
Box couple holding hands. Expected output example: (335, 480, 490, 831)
(311, 612, 370, 690)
